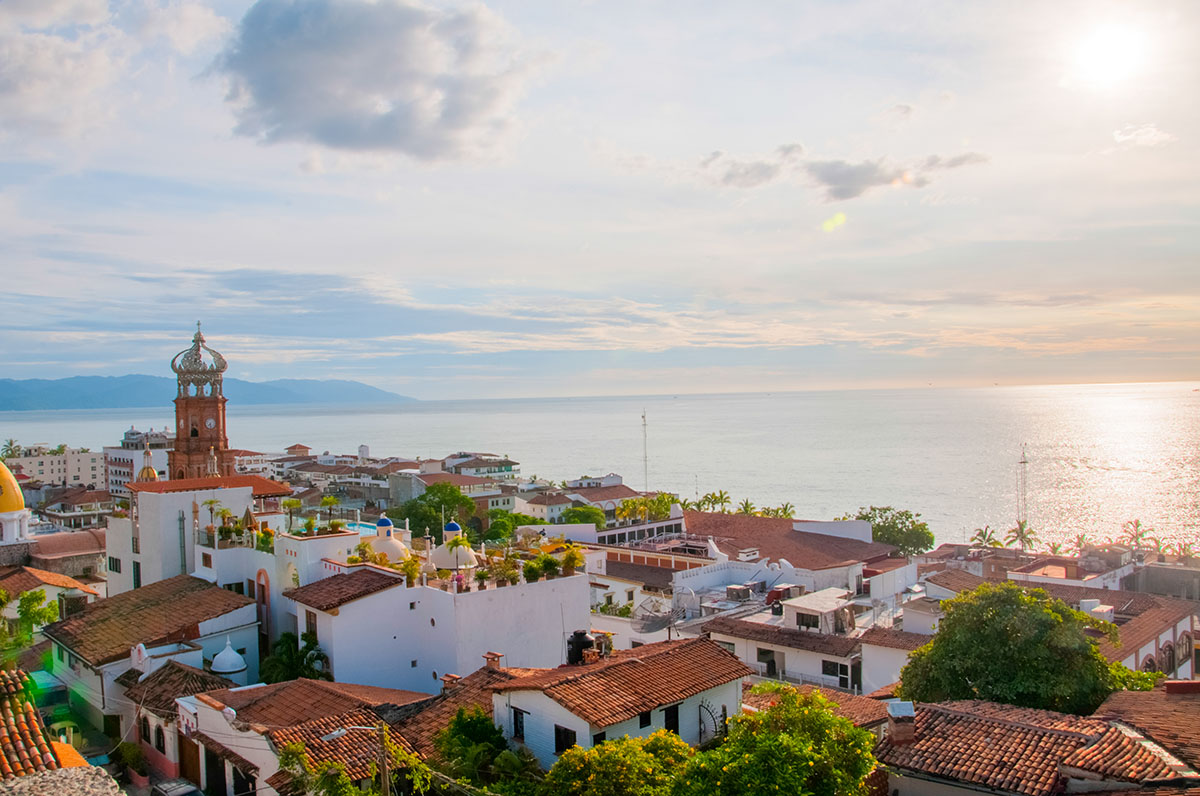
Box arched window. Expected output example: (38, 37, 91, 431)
(1178, 633, 1193, 666)
(1142, 655, 1159, 673)
(139, 716, 150, 743)
(154, 725, 165, 753)
(177, 470, 186, 480)
(190, 427, 199, 438)
(1160, 642, 1176, 674)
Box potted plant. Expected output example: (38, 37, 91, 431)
(303, 516, 316, 536)
(454, 572, 467, 593)
(437, 569, 452, 591)
(538, 553, 561, 579)
(561, 545, 585, 576)
(117, 741, 148, 787)
(523, 560, 541, 584)
(218, 525, 235, 544)
(400, 556, 420, 587)
(475, 568, 490, 590)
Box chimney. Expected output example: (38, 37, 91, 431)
(887, 702, 916, 746)
(582, 649, 600, 664)
(440, 673, 462, 692)
(482, 651, 503, 671)
(1165, 680, 1200, 694)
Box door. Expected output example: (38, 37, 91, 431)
(756, 647, 777, 677)
(178, 733, 200, 786)
(204, 746, 227, 796)
(102, 714, 121, 741)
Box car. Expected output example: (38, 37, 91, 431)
(150, 779, 204, 796)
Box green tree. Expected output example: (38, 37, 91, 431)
(0, 439, 17, 459)
(560, 505, 606, 530)
(320, 495, 340, 524)
(1072, 533, 1091, 555)
(387, 482, 476, 544)
(543, 730, 692, 796)
(851, 506, 933, 556)
(0, 589, 59, 649)
(710, 490, 731, 512)
(1122, 519, 1151, 548)
(276, 732, 431, 796)
(201, 498, 222, 528)
(970, 525, 1002, 547)
(773, 502, 796, 519)
(899, 581, 1155, 714)
(736, 498, 756, 515)
(433, 706, 508, 785)
(486, 510, 542, 541)
(260, 631, 332, 683)
(1005, 519, 1037, 551)
(673, 684, 875, 796)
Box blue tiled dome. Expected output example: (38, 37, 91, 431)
(376, 516, 394, 527)
(444, 520, 462, 532)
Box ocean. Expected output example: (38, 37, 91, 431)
(3, 382, 1198, 547)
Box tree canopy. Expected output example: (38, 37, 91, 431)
(673, 684, 876, 796)
(387, 482, 477, 543)
(260, 631, 332, 683)
(486, 509, 542, 541)
(560, 505, 606, 530)
(542, 730, 692, 796)
(850, 506, 934, 555)
(900, 581, 1160, 714)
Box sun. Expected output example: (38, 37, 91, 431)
(1072, 25, 1147, 90)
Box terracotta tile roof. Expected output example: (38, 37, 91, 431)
(268, 706, 414, 788)
(866, 681, 900, 699)
(392, 665, 539, 762)
(283, 569, 403, 611)
(198, 678, 428, 729)
(0, 566, 98, 596)
(128, 474, 291, 497)
(123, 661, 234, 719)
(923, 568, 987, 593)
(858, 626, 930, 652)
(683, 511, 897, 569)
(526, 493, 574, 506)
(16, 641, 51, 674)
(877, 702, 1195, 796)
(29, 529, 105, 559)
(43, 574, 253, 665)
(192, 730, 259, 773)
(1097, 686, 1200, 768)
(0, 669, 60, 780)
(569, 484, 642, 503)
(704, 615, 862, 658)
(491, 638, 753, 729)
(741, 682, 887, 727)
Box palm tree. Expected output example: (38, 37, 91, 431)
(1173, 541, 1195, 560)
(736, 499, 756, 515)
(282, 498, 301, 531)
(1122, 519, 1152, 549)
(698, 493, 717, 512)
(320, 495, 340, 524)
(614, 499, 640, 524)
(1047, 542, 1063, 555)
(0, 439, 17, 459)
(201, 499, 222, 528)
(970, 525, 1002, 548)
(678, 498, 697, 512)
(775, 502, 795, 519)
(1071, 533, 1090, 555)
(712, 490, 731, 513)
(260, 632, 332, 683)
(1005, 520, 1037, 552)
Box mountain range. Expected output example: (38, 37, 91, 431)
(0, 375, 415, 411)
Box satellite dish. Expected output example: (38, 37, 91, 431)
(630, 596, 684, 634)
(222, 707, 237, 723)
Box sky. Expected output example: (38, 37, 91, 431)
(1, 0, 1198, 400)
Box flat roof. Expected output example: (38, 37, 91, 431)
(782, 587, 852, 614)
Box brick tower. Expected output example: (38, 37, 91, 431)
(168, 323, 235, 480)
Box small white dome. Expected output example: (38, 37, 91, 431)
(431, 537, 478, 570)
(373, 526, 410, 562)
(211, 637, 246, 675)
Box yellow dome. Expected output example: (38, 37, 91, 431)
(0, 460, 25, 513)
(136, 464, 159, 482)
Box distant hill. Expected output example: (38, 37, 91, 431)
(0, 375, 415, 410)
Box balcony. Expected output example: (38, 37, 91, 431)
(196, 528, 257, 550)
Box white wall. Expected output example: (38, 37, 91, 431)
(706, 629, 853, 689)
(861, 643, 911, 695)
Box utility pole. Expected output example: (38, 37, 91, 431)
(378, 723, 390, 796)
(642, 409, 649, 524)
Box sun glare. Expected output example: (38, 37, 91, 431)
(1072, 24, 1147, 90)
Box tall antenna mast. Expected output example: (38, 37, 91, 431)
(642, 409, 649, 494)
(1016, 444, 1028, 525)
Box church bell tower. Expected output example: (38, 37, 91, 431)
(168, 323, 235, 480)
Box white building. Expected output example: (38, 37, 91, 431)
(104, 427, 173, 497)
(0, 460, 33, 545)
(491, 637, 752, 769)
(41, 574, 258, 737)
(4, 445, 106, 489)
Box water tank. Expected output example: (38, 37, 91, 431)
(566, 630, 595, 665)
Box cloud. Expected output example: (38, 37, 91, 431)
(698, 144, 803, 188)
(214, 0, 535, 159)
(804, 151, 988, 201)
(134, 1, 231, 55)
(1112, 123, 1177, 148)
(0, 0, 107, 30)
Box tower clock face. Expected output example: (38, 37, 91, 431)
(205, 418, 216, 429)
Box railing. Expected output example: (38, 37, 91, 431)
(749, 661, 850, 692)
(196, 530, 257, 550)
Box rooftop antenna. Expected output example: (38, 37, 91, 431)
(642, 409, 649, 494)
(1016, 444, 1029, 525)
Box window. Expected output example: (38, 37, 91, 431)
(605, 594, 614, 606)
(639, 711, 651, 729)
(626, 590, 634, 602)
(306, 610, 317, 638)
(822, 660, 850, 689)
(411, 660, 418, 668)
(201, 553, 212, 568)
(154, 726, 165, 753)
(715, 640, 735, 655)
(409, 602, 417, 610)
(592, 732, 606, 746)
(554, 725, 577, 755)
(107, 557, 121, 573)
(57, 645, 65, 663)
(246, 580, 256, 599)
(797, 612, 820, 630)
(512, 708, 527, 741)
(663, 704, 679, 734)
(140, 716, 150, 743)
(630, 641, 644, 649)
(132, 561, 141, 589)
